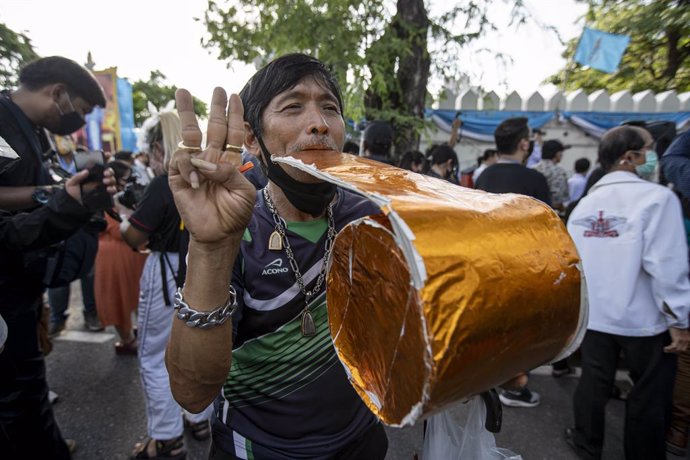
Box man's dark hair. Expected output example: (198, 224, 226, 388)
(19, 56, 106, 107)
(541, 140, 568, 160)
(598, 125, 647, 171)
(363, 120, 393, 156)
(342, 141, 359, 154)
(482, 148, 498, 162)
(239, 53, 343, 138)
(429, 145, 457, 166)
(398, 150, 426, 171)
(574, 158, 591, 174)
(621, 120, 676, 156)
(494, 117, 529, 154)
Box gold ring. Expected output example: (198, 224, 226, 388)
(177, 141, 202, 152)
(225, 143, 243, 153)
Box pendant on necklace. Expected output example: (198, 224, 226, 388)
(301, 308, 316, 338)
(268, 230, 283, 251)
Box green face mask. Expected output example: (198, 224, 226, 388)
(635, 150, 658, 177)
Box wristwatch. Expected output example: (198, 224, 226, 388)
(31, 186, 53, 205)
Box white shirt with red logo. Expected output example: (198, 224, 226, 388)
(567, 171, 690, 336)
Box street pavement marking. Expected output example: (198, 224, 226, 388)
(55, 330, 115, 344)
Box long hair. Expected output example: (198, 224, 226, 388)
(138, 109, 181, 173)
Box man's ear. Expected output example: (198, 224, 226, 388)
(243, 121, 261, 159)
(48, 83, 67, 101)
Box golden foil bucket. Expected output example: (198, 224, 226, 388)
(275, 152, 587, 427)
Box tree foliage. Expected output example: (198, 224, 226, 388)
(132, 71, 207, 126)
(0, 23, 39, 89)
(547, 0, 690, 94)
(202, 0, 524, 154)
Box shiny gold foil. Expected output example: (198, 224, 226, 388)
(275, 152, 586, 427)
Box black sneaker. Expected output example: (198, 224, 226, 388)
(499, 387, 540, 408)
(84, 312, 104, 332)
(48, 321, 66, 338)
(552, 365, 575, 378)
(564, 427, 590, 458)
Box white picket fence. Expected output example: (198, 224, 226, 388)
(422, 88, 690, 174)
(435, 88, 690, 112)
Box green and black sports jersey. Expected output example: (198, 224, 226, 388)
(212, 188, 382, 459)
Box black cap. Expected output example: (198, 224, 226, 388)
(542, 139, 571, 158)
(363, 121, 393, 146)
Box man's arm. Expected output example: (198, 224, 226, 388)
(642, 191, 690, 333)
(165, 89, 256, 412)
(448, 118, 462, 147)
(662, 130, 690, 198)
(166, 239, 239, 412)
(0, 189, 90, 251)
(120, 219, 149, 249)
(0, 186, 46, 211)
(0, 168, 117, 251)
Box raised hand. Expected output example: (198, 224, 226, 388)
(169, 87, 256, 245)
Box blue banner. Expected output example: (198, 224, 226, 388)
(117, 78, 137, 152)
(426, 109, 556, 142)
(563, 111, 690, 138)
(574, 27, 630, 74)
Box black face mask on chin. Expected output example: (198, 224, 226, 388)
(257, 135, 337, 217)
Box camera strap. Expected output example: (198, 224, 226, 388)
(0, 95, 51, 185)
(160, 251, 180, 307)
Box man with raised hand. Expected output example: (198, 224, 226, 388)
(165, 54, 387, 460)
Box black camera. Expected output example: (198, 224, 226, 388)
(117, 180, 146, 210)
(71, 149, 113, 211)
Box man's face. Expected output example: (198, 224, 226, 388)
(247, 76, 345, 183)
(43, 86, 93, 134)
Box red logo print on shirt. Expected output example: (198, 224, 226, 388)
(572, 211, 627, 238)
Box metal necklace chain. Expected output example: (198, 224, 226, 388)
(262, 187, 336, 337)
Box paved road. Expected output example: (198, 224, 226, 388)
(44, 286, 689, 460)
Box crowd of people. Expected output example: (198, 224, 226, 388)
(0, 52, 688, 460)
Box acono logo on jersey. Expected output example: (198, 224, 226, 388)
(262, 258, 289, 276)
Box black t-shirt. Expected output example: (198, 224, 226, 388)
(475, 162, 552, 206)
(128, 174, 182, 252)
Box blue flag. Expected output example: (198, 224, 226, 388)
(574, 27, 630, 73)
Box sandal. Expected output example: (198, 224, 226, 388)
(114, 338, 138, 356)
(131, 436, 186, 460)
(184, 418, 211, 441)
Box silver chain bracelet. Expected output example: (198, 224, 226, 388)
(173, 286, 237, 329)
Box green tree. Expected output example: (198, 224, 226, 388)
(132, 70, 207, 126)
(547, 0, 690, 94)
(202, 0, 524, 155)
(0, 23, 39, 88)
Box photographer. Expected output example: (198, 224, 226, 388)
(0, 56, 108, 459)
